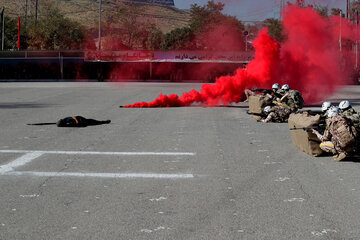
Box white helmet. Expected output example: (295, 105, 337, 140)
(281, 84, 290, 91)
(321, 102, 332, 112)
(327, 106, 340, 117)
(264, 106, 272, 113)
(339, 100, 351, 110)
(272, 83, 280, 90)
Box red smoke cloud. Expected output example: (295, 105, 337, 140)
(124, 5, 355, 108)
(277, 5, 353, 103)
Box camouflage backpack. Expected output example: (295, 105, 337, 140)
(331, 115, 358, 151)
(289, 90, 304, 109)
(272, 106, 291, 122)
(341, 108, 360, 131)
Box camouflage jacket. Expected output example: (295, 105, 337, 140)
(264, 106, 291, 123)
(322, 115, 358, 153)
(283, 90, 304, 111)
(274, 89, 285, 99)
(340, 107, 360, 130)
(279, 91, 298, 112)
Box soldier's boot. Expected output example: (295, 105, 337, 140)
(333, 152, 347, 162)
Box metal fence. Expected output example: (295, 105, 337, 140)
(0, 50, 250, 81)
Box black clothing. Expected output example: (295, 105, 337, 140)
(56, 116, 111, 127)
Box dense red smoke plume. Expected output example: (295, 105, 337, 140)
(276, 5, 353, 103)
(124, 5, 356, 108)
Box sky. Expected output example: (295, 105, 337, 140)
(174, 0, 346, 22)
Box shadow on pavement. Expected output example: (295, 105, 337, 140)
(342, 155, 360, 163)
(0, 103, 53, 109)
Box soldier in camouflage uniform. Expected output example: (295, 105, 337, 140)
(276, 84, 304, 112)
(339, 100, 360, 131)
(321, 101, 333, 126)
(312, 107, 358, 161)
(260, 105, 291, 123)
(244, 83, 282, 102)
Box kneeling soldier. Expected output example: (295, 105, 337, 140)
(312, 107, 358, 161)
(339, 100, 360, 131)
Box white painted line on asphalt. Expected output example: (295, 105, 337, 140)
(0, 152, 44, 174)
(5, 171, 195, 179)
(0, 150, 196, 156)
(0, 150, 197, 179)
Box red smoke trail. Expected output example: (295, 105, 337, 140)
(124, 28, 279, 107)
(124, 5, 355, 108)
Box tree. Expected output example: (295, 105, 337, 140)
(188, 0, 245, 50)
(330, 8, 343, 17)
(263, 18, 285, 43)
(189, 1, 225, 34)
(350, 1, 360, 21)
(0, 16, 18, 50)
(117, 6, 144, 48)
(105, 6, 163, 50)
(161, 27, 194, 50)
(313, 4, 328, 17)
(26, 2, 85, 50)
(145, 27, 163, 50)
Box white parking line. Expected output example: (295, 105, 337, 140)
(0, 150, 196, 156)
(0, 150, 197, 179)
(0, 152, 44, 174)
(6, 171, 195, 179)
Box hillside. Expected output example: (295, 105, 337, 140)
(0, 0, 191, 33)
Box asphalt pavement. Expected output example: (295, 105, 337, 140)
(0, 82, 359, 240)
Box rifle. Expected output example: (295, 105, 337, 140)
(295, 110, 323, 116)
(289, 124, 326, 132)
(246, 110, 267, 118)
(252, 89, 272, 94)
(252, 89, 282, 98)
(26, 122, 57, 126)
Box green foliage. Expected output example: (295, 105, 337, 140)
(330, 8, 343, 16)
(187, 0, 245, 50)
(263, 18, 285, 43)
(0, 16, 18, 50)
(313, 4, 328, 17)
(117, 6, 144, 48)
(350, 1, 360, 21)
(26, 2, 85, 50)
(351, 0, 360, 11)
(104, 7, 164, 50)
(189, 0, 225, 33)
(145, 28, 163, 50)
(161, 27, 193, 50)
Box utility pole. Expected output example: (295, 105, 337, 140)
(356, 10, 358, 69)
(35, 0, 38, 22)
(279, 0, 285, 20)
(1, 7, 4, 51)
(25, 0, 27, 30)
(340, 10, 342, 54)
(98, 0, 102, 51)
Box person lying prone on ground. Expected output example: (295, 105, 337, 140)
(56, 116, 111, 127)
(259, 105, 291, 123)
